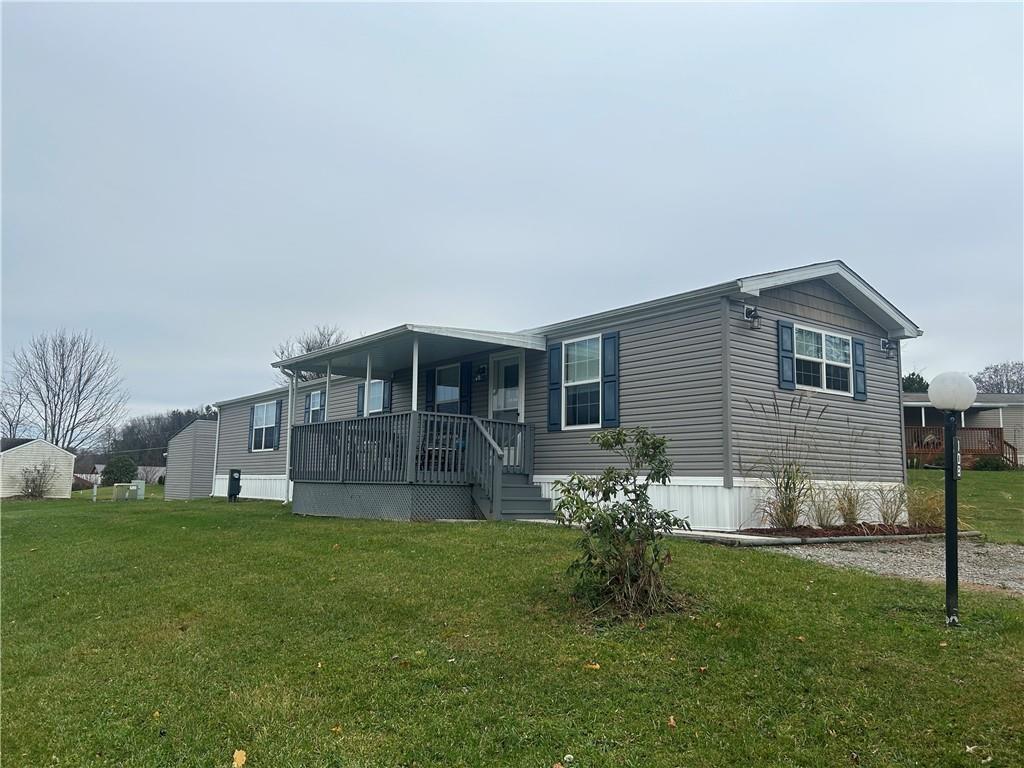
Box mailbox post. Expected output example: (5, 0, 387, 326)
(928, 372, 977, 626)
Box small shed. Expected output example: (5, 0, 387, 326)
(165, 419, 218, 500)
(0, 438, 75, 498)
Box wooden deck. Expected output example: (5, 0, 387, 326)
(905, 426, 1018, 467)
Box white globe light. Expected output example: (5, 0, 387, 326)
(928, 372, 977, 412)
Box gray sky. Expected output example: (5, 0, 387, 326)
(3, 2, 1022, 415)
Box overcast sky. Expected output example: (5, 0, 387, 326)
(3, 2, 1021, 415)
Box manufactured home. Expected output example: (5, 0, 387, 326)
(0, 438, 75, 499)
(165, 419, 219, 499)
(902, 392, 1021, 467)
(211, 261, 921, 530)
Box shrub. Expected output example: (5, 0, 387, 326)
(906, 485, 944, 528)
(553, 426, 685, 618)
(20, 462, 57, 498)
(971, 455, 1006, 472)
(833, 483, 865, 526)
(874, 484, 907, 527)
(806, 485, 838, 528)
(101, 456, 137, 486)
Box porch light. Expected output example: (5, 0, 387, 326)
(927, 371, 977, 627)
(744, 305, 762, 330)
(881, 338, 896, 359)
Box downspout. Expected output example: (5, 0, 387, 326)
(210, 407, 221, 497)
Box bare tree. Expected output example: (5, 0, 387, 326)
(273, 324, 348, 383)
(971, 360, 1024, 394)
(10, 330, 129, 450)
(0, 367, 33, 439)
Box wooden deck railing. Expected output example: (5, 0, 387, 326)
(905, 426, 1016, 465)
(290, 412, 535, 515)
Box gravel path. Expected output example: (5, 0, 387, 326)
(775, 538, 1024, 594)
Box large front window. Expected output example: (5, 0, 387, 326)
(435, 365, 460, 414)
(563, 335, 601, 428)
(795, 325, 852, 394)
(367, 380, 384, 414)
(251, 401, 277, 450)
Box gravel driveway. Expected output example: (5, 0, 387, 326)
(775, 538, 1024, 594)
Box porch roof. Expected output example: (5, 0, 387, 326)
(272, 324, 546, 377)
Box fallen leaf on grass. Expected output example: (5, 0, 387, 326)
(152, 710, 159, 719)
(939, 641, 948, 648)
(667, 715, 677, 728)
(583, 662, 600, 670)
(332, 543, 340, 551)
(232, 749, 246, 767)
(698, 666, 708, 674)
(796, 636, 806, 642)
(553, 763, 564, 768)
(331, 725, 342, 734)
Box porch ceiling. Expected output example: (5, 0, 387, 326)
(272, 324, 546, 377)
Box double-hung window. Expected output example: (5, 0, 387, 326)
(435, 365, 461, 414)
(794, 325, 852, 394)
(367, 380, 384, 414)
(251, 401, 278, 451)
(309, 391, 325, 423)
(563, 335, 601, 428)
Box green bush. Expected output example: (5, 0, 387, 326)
(101, 456, 137, 486)
(971, 455, 1006, 472)
(554, 426, 685, 618)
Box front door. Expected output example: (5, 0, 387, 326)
(489, 352, 523, 423)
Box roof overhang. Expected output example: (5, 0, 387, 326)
(272, 324, 547, 378)
(901, 400, 1009, 410)
(735, 261, 922, 340)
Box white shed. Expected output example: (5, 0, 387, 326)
(0, 439, 76, 499)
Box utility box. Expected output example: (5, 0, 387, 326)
(228, 469, 242, 501)
(129, 479, 146, 500)
(112, 483, 130, 501)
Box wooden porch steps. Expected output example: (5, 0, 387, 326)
(500, 474, 554, 520)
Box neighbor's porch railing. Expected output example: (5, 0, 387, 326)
(290, 412, 535, 515)
(905, 425, 1017, 466)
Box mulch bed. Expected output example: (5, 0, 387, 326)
(741, 524, 946, 538)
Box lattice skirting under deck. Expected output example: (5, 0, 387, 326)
(292, 482, 481, 521)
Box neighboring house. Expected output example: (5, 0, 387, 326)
(903, 392, 1022, 467)
(211, 261, 921, 530)
(136, 466, 167, 483)
(0, 438, 75, 498)
(165, 419, 218, 499)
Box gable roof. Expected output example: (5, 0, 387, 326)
(526, 260, 921, 339)
(0, 438, 76, 457)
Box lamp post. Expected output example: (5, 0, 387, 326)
(927, 371, 977, 626)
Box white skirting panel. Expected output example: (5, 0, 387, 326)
(531, 476, 904, 531)
(212, 474, 291, 501)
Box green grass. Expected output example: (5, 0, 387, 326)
(71, 483, 166, 501)
(2, 497, 1022, 767)
(909, 468, 1024, 544)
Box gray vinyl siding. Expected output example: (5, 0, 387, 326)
(525, 299, 726, 476)
(967, 404, 1024, 451)
(729, 280, 905, 483)
(165, 420, 217, 499)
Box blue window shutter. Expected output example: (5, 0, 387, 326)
(547, 344, 562, 432)
(459, 362, 473, 415)
(424, 369, 436, 411)
(356, 384, 365, 417)
(382, 380, 392, 413)
(852, 338, 867, 401)
(601, 331, 620, 428)
(274, 399, 283, 449)
(247, 405, 254, 452)
(303, 393, 311, 424)
(777, 320, 796, 390)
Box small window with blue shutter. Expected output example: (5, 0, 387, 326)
(307, 390, 326, 423)
(553, 333, 619, 430)
(783, 321, 864, 398)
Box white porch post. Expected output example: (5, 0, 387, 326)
(999, 409, 1004, 428)
(325, 361, 332, 413)
(364, 355, 372, 416)
(961, 412, 966, 428)
(409, 335, 417, 409)
(283, 372, 295, 503)
(921, 407, 926, 427)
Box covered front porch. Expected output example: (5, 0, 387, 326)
(275, 325, 551, 520)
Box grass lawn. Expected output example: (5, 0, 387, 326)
(2, 497, 1022, 767)
(909, 468, 1024, 544)
(71, 483, 166, 502)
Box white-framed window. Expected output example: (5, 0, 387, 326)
(367, 380, 385, 414)
(563, 335, 602, 429)
(309, 391, 325, 423)
(794, 324, 852, 395)
(251, 401, 278, 451)
(435, 365, 461, 414)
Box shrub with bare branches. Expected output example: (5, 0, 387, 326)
(833, 483, 865, 526)
(874, 484, 907, 527)
(20, 462, 57, 499)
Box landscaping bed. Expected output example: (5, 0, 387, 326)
(742, 523, 945, 538)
